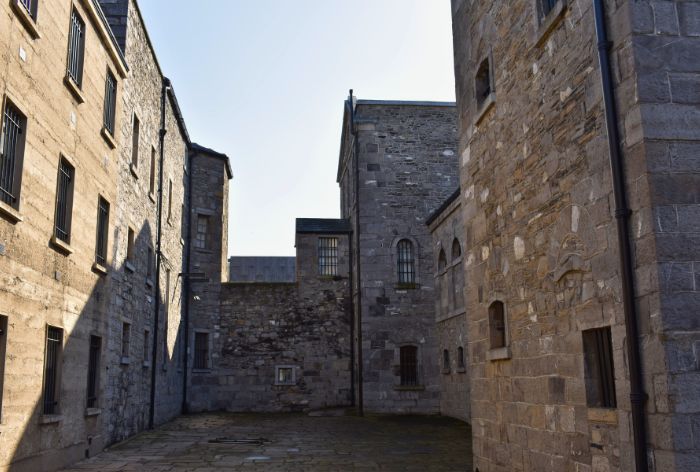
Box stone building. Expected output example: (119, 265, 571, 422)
(451, 0, 700, 470)
(0, 1, 230, 471)
(427, 189, 470, 422)
(229, 256, 296, 283)
(338, 97, 460, 414)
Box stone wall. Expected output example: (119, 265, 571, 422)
(451, 0, 700, 470)
(428, 194, 470, 422)
(338, 100, 459, 414)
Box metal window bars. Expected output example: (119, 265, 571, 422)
(86, 336, 101, 408)
(195, 215, 208, 249)
(54, 159, 73, 243)
(95, 197, 109, 265)
(19, 0, 35, 18)
(67, 9, 85, 86)
(318, 237, 338, 276)
(43, 326, 62, 414)
(194, 333, 208, 369)
(397, 239, 415, 284)
(400, 345, 418, 386)
(103, 72, 117, 135)
(1, 103, 23, 207)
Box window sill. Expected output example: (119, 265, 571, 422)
(148, 192, 156, 203)
(474, 92, 496, 126)
(64, 75, 85, 104)
(394, 385, 425, 392)
(129, 163, 139, 179)
(39, 414, 62, 425)
(534, 0, 568, 48)
(120, 356, 130, 365)
(274, 382, 296, 387)
(142, 361, 151, 368)
(193, 368, 212, 374)
(101, 127, 117, 149)
(11, 1, 40, 39)
(394, 283, 419, 290)
(456, 367, 466, 374)
(442, 368, 451, 375)
(487, 346, 511, 362)
(195, 248, 213, 254)
(92, 262, 108, 276)
(50, 235, 73, 255)
(84, 408, 101, 417)
(587, 408, 618, 425)
(318, 275, 342, 281)
(0, 200, 23, 224)
(124, 261, 135, 273)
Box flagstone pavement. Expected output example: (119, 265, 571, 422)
(60, 412, 473, 471)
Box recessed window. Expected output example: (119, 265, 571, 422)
(149, 147, 156, 195)
(195, 215, 209, 249)
(275, 366, 295, 385)
(131, 115, 140, 170)
(397, 239, 416, 285)
(121, 322, 131, 359)
(318, 237, 338, 276)
(143, 330, 150, 364)
(442, 349, 450, 372)
(146, 246, 154, 279)
(541, 0, 559, 17)
(126, 227, 135, 263)
(583, 327, 617, 408)
(18, 0, 38, 19)
(457, 346, 465, 370)
(54, 158, 75, 244)
(43, 325, 63, 415)
(103, 70, 117, 136)
(86, 335, 101, 408)
(167, 179, 173, 222)
(400, 345, 418, 386)
(475, 57, 493, 109)
(1, 99, 27, 210)
(66, 8, 85, 87)
(0, 315, 7, 421)
(95, 197, 110, 266)
(193, 332, 209, 370)
(489, 301, 507, 349)
(451, 238, 461, 260)
(438, 249, 447, 272)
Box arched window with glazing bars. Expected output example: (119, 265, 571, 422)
(397, 239, 415, 284)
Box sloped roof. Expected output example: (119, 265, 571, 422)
(295, 218, 351, 234)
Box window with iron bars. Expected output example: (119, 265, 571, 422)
(400, 345, 418, 386)
(95, 197, 109, 266)
(318, 237, 338, 276)
(103, 71, 117, 135)
(121, 322, 130, 359)
(54, 158, 74, 243)
(583, 327, 617, 408)
(43, 326, 63, 415)
(0, 100, 26, 209)
(0, 315, 7, 422)
(397, 239, 415, 285)
(193, 332, 209, 369)
(18, 0, 37, 19)
(67, 8, 85, 87)
(86, 335, 101, 408)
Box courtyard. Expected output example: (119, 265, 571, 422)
(60, 413, 473, 471)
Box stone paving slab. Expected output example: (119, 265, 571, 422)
(60, 413, 472, 471)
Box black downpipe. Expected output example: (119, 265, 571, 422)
(349, 90, 364, 416)
(348, 232, 355, 407)
(149, 77, 171, 429)
(593, 2, 648, 470)
(181, 150, 194, 414)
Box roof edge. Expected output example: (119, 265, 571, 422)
(191, 142, 233, 179)
(86, 0, 129, 77)
(356, 99, 456, 107)
(425, 188, 461, 226)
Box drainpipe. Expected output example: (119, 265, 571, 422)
(149, 77, 171, 429)
(349, 89, 364, 416)
(181, 150, 194, 414)
(348, 231, 355, 407)
(593, 2, 648, 470)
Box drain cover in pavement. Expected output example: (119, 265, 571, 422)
(208, 437, 268, 445)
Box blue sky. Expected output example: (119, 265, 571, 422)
(139, 1, 456, 256)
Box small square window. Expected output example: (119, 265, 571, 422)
(275, 366, 296, 385)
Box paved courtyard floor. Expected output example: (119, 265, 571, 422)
(61, 413, 472, 471)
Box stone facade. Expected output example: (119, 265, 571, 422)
(451, 0, 700, 470)
(427, 190, 470, 422)
(229, 256, 296, 283)
(338, 99, 460, 414)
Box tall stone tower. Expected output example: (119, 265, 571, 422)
(451, 0, 700, 470)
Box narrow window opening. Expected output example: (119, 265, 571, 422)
(0, 100, 27, 209)
(457, 346, 465, 369)
(54, 158, 74, 243)
(438, 249, 447, 272)
(195, 215, 209, 249)
(541, 0, 559, 17)
(131, 115, 140, 169)
(400, 345, 418, 386)
(475, 57, 492, 108)
(67, 9, 85, 87)
(489, 301, 506, 349)
(95, 197, 109, 266)
(583, 327, 617, 408)
(103, 71, 117, 135)
(275, 366, 295, 385)
(194, 332, 209, 369)
(397, 239, 416, 285)
(121, 322, 130, 359)
(443, 349, 450, 372)
(86, 335, 101, 408)
(318, 237, 338, 276)
(43, 326, 63, 415)
(126, 227, 135, 263)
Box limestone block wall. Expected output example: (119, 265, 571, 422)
(429, 195, 470, 422)
(338, 101, 459, 414)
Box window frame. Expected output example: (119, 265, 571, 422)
(120, 321, 131, 363)
(442, 348, 450, 374)
(0, 315, 7, 421)
(103, 69, 117, 137)
(318, 236, 339, 276)
(0, 97, 27, 214)
(11, 0, 40, 39)
(486, 299, 511, 361)
(457, 346, 466, 371)
(42, 325, 63, 415)
(399, 345, 419, 386)
(130, 114, 140, 174)
(53, 157, 75, 245)
(396, 238, 416, 287)
(274, 365, 296, 386)
(94, 196, 110, 268)
(582, 327, 617, 409)
(66, 7, 86, 88)
(193, 331, 210, 371)
(86, 335, 101, 409)
(194, 214, 209, 250)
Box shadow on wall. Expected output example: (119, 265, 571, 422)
(6, 221, 187, 472)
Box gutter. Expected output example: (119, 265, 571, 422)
(593, 2, 649, 470)
(149, 77, 171, 429)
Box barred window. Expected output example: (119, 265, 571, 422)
(397, 239, 415, 285)
(54, 158, 74, 243)
(86, 335, 101, 408)
(149, 147, 156, 195)
(18, 0, 38, 19)
(67, 8, 85, 87)
(489, 301, 506, 349)
(121, 322, 130, 358)
(400, 345, 418, 386)
(318, 237, 338, 276)
(193, 332, 209, 369)
(43, 326, 63, 414)
(0, 315, 7, 421)
(1, 100, 27, 209)
(103, 71, 117, 135)
(583, 327, 617, 408)
(95, 197, 109, 266)
(131, 115, 140, 169)
(195, 215, 208, 249)
(457, 346, 465, 369)
(275, 366, 295, 385)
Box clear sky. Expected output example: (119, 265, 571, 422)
(138, 1, 456, 256)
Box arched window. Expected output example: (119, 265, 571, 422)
(442, 349, 450, 371)
(438, 249, 447, 272)
(489, 301, 506, 349)
(397, 239, 415, 284)
(399, 345, 418, 386)
(451, 238, 462, 261)
(457, 346, 465, 369)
